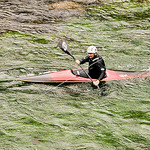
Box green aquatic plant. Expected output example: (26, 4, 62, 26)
(121, 110, 150, 121)
(32, 38, 50, 44)
(86, 2, 150, 21)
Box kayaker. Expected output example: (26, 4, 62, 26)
(75, 46, 106, 86)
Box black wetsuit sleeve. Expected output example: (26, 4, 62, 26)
(80, 56, 89, 65)
(98, 69, 105, 81)
(97, 59, 106, 81)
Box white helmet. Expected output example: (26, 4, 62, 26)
(87, 46, 97, 53)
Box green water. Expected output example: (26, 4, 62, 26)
(0, 2, 150, 150)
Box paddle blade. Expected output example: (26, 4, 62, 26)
(57, 39, 71, 53)
(57, 39, 75, 60)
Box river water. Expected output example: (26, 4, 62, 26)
(0, 2, 150, 150)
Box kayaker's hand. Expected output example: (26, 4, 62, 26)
(93, 80, 100, 86)
(75, 60, 80, 65)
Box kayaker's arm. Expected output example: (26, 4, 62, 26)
(96, 58, 106, 81)
(75, 56, 89, 65)
(93, 68, 105, 86)
(79, 56, 89, 64)
(98, 68, 105, 81)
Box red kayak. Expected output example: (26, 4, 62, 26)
(18, 69, 150, 83)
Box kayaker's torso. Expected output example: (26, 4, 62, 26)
(80, 54, 106, 80)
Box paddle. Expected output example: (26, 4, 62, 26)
(57, 39, 99, 88)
